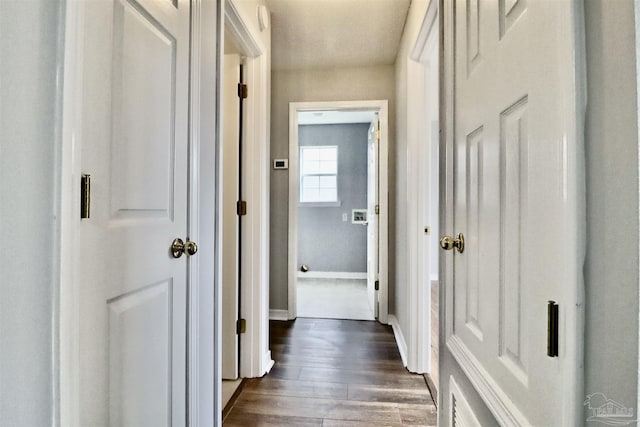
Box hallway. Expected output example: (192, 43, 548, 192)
(223, 319, 436, 426)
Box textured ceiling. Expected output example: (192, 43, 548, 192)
(265, 0, 411, 71)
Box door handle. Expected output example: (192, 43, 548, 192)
(171, 238, 198, 258)
(439, 233, 464, 254)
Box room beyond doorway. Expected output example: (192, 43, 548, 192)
(297, 277, 375, 320)
(288, 100, 390, 323)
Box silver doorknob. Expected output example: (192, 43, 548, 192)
(171, 238, 198, 258)
(185, 240, 198, 256)
(440, 233, 464, 253)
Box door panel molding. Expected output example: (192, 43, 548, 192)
(440, 0, 586, 425)
(108, 279, 173, 427)
(59, 1, 219, 425)
(447, 336, 527, 426)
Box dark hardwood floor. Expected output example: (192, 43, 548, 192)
(223, 318, 437, 426)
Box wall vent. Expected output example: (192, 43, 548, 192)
(449, 376, 482, 427)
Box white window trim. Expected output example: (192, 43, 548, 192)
(298, 200, 342, 208)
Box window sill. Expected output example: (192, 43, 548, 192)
(299, 200, 342, 208)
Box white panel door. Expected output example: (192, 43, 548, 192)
(367, 117, 379, 319)
(76, 0, 191, 425)
(441, 0, 584, 425)
(221, 53, 241, 380)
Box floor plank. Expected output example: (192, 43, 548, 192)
(223, 318, 437, 426)
(243, 377, 349, 400)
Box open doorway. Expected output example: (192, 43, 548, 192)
(294, 110, 378, 320)
(221, 25, 245, 404)
(402, 0, 440, 397)
(219, 3, 272, 417)
(288, 101, 390, 324)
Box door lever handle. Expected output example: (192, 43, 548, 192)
(440, 233, 465, 253)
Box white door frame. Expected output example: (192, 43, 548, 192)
(223, 0, 273, 378)
(401, 0, 439, 375)
(634, 0, 640, 415)
(58, 1, 218, 425)
(288, 100, 390, 323)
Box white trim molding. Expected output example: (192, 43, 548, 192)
(447, 336, 528, 426)
(297, 271, 367, 280)
(403, 0, 439, 376)
(269, 309, 289, 321)
(389, 315, 408, 368)
(288, 100, 390, 323)
(59, 1, 85, 424)
(190, 0, 219, 425)
(223, 0, 273, 380)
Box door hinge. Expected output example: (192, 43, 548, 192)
(375, 129, 380, 140)
(236, 318, 246, 334)
(375, 204, 379, 215)
(238, 83, 248, 99)
(237, 200, 247, 216)
(547, 301, 559, 357)
(375, 280, 380, 291)
(81, 174, 91, 219)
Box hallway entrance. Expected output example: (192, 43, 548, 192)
(223, 319, 436, 425)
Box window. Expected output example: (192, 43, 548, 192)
(300, 146, 338, 203)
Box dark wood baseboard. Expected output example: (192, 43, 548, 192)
(222, 378, 248, 422)
(424, 373, 438, 408)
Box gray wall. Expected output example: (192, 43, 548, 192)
(298, 123, 369, 273)
(583, 0, 639, 419)
(270, 65, 396, 310)
(0, 1, 62, 425)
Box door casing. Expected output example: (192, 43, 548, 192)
(223, 0, 273, 379)
(400, 0, 440, 375)
(287, 100, 390, 323)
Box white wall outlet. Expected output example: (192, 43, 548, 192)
(342, 213, 348, 222)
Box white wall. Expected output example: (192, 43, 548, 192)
(270, 65, 396, 310)
(0, 1, 63, 425)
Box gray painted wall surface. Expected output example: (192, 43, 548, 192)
(270, 66, 395, 310)
(298, 123, 369, 273)
(583, 0, 639, 420)
(0, 1, 61, 425)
